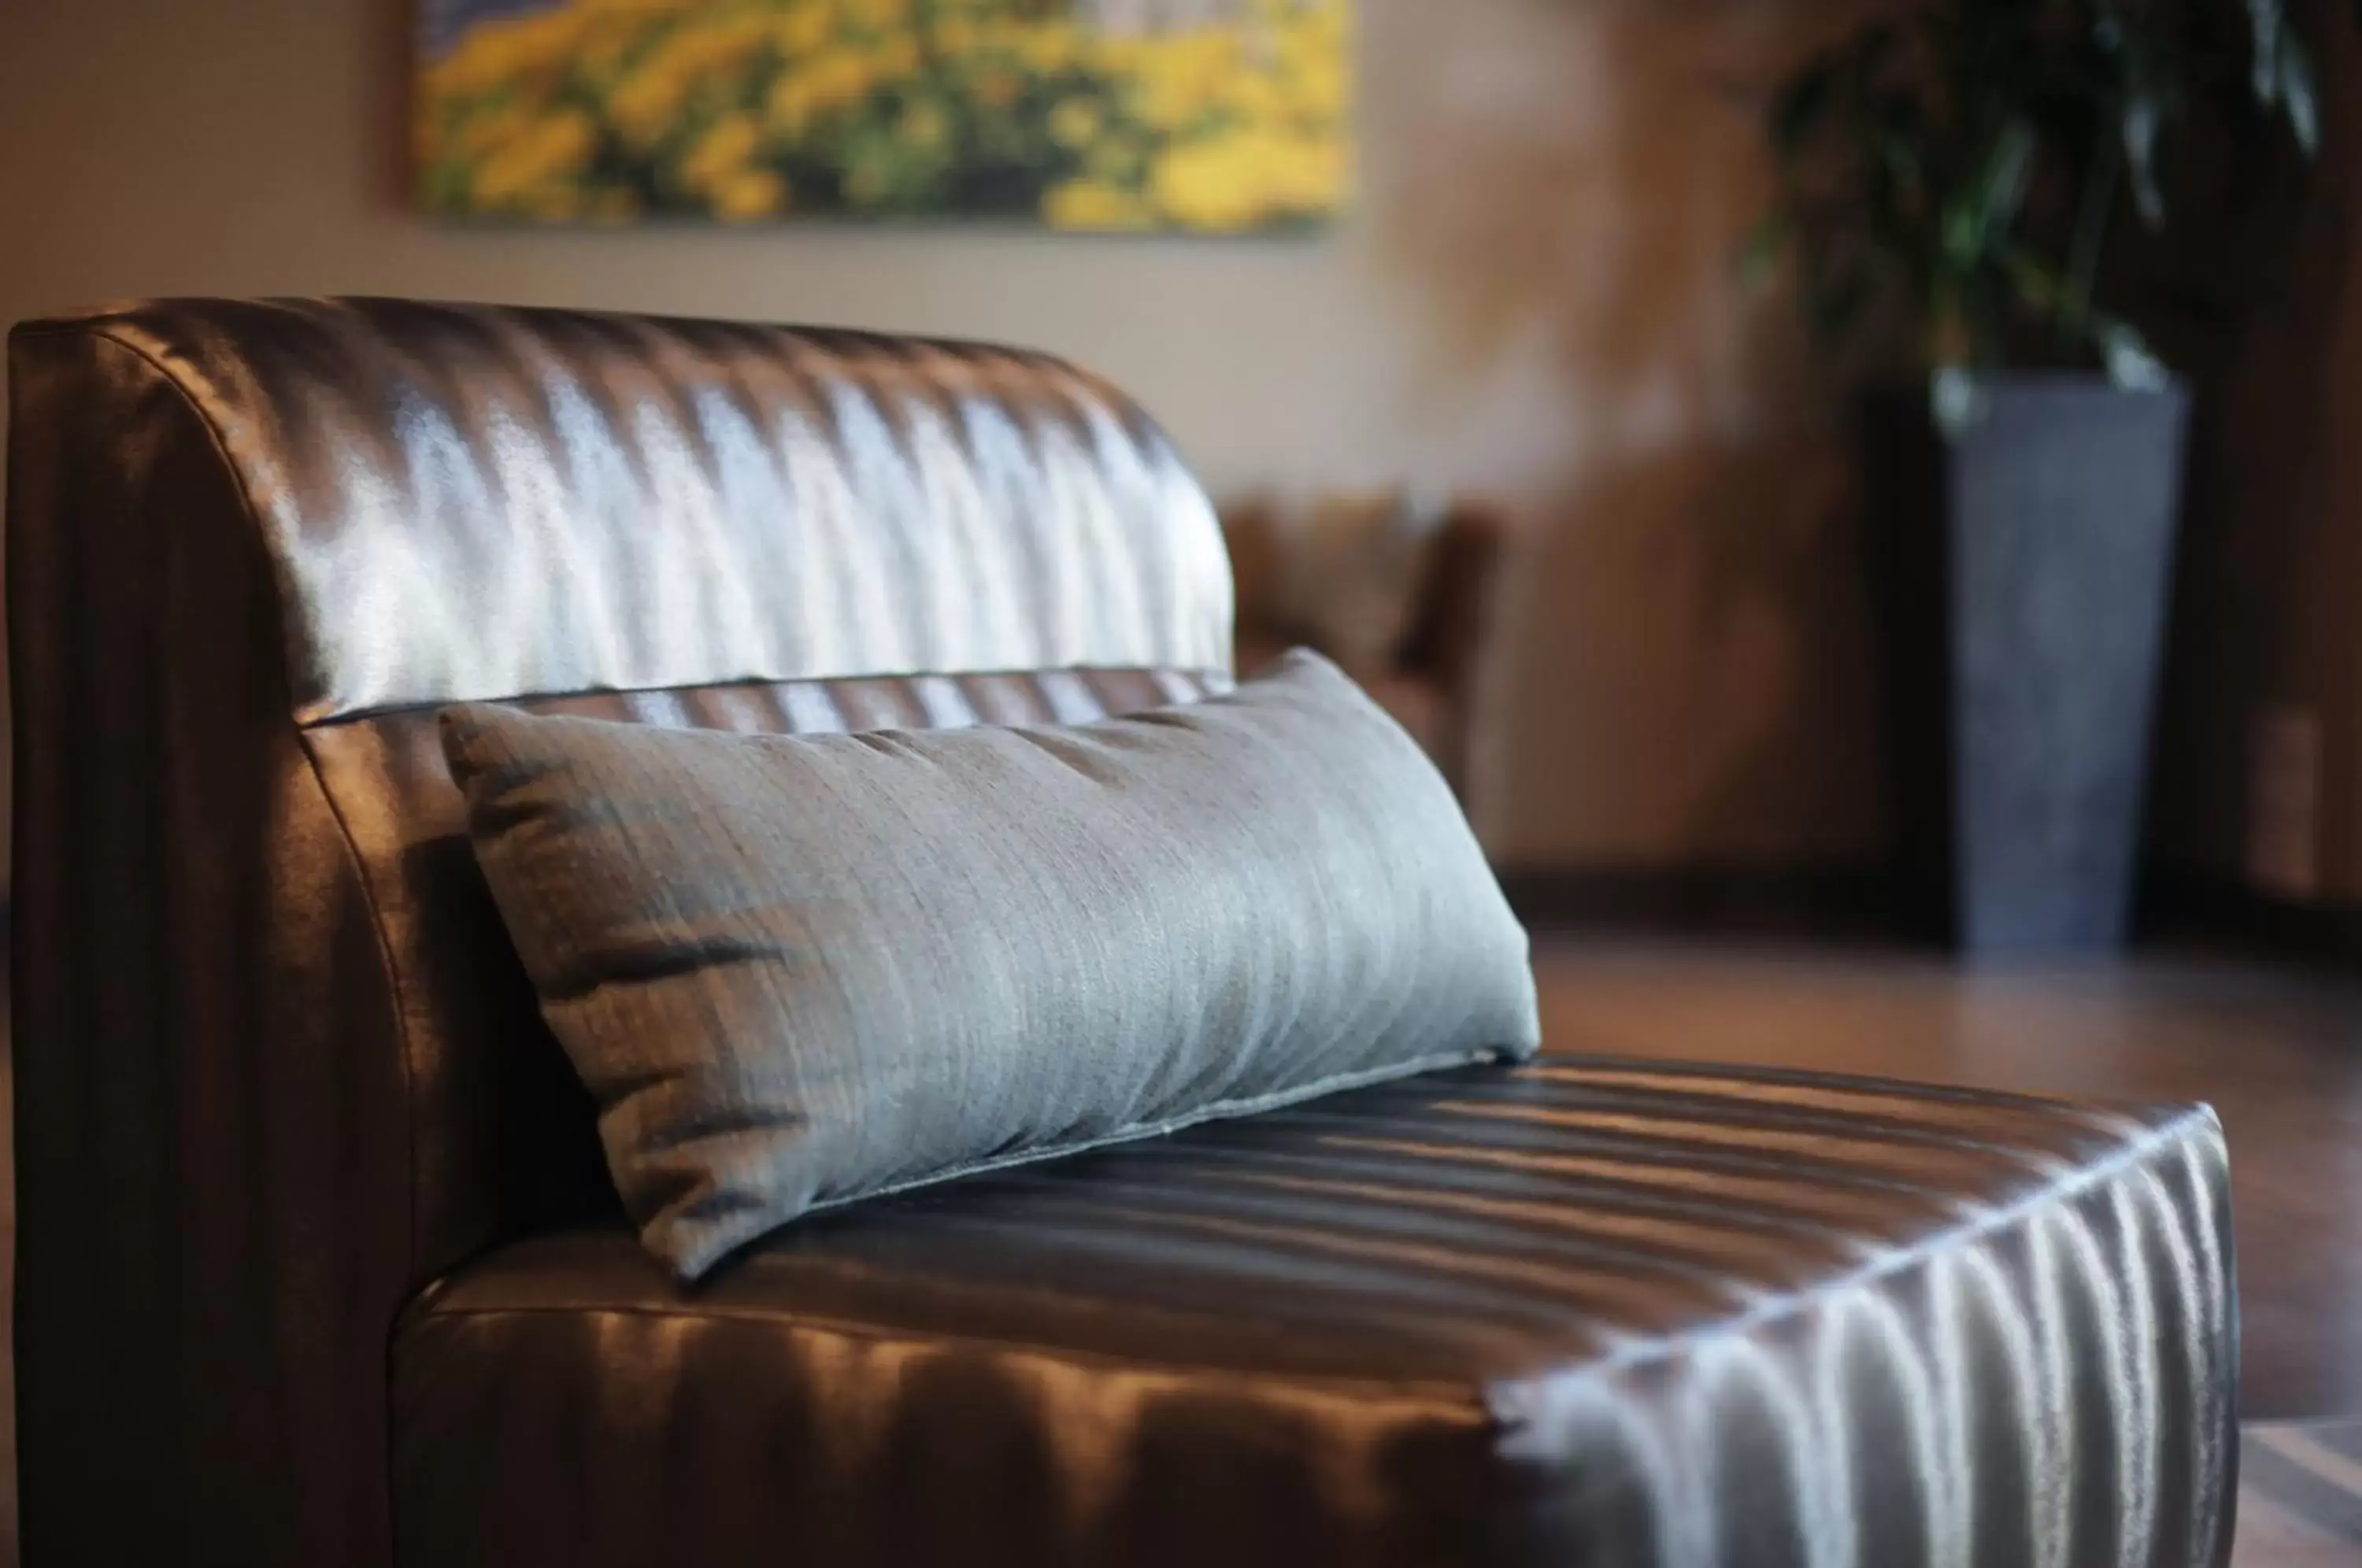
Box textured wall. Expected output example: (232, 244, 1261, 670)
(0, 0, 1892, 871)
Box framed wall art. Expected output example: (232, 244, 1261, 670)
(415, 0, 1353, 231)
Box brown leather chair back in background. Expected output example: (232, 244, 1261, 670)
(6, 298, 1235, 1568)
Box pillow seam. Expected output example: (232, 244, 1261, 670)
(777, 1043, 1522, 1233)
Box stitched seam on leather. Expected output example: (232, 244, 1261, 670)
(9, 307, 1118, 366)
(1482, 1101, 2227, 1411)
(76, 324, 424, 1257)
(296, 664, 1239, 730)
(294, 728, 424, 1273)
(72, 329, 424, 1565)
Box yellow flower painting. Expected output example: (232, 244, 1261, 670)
(415, 0, 1353, 231)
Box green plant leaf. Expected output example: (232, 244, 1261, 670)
(1998, 243, 2068, 313)
(1739, 211, 1791, 287)
(1979, 120, 2035, 245)
(2001, 242, 2170, 386)
(1749, 0, 2315, 383)
(2245, 0, 2286, 102)
(2061, 127, 2122, 348)
(1926, 272, 1975, 370)
(1942, 120, 2034, 285)
(2098, 323, 2171, 390)
(1809, 268, 1873, 343)
(1772, 57, 1839, 150)
(1931, 367, 1990, 437)
(2123, 91, 2166, 227)
(2279, 28, 2321, 156)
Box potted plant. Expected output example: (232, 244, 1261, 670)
(1750, 0, 2339, 955)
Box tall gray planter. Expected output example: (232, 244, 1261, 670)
(1866, 375, 2190, 956)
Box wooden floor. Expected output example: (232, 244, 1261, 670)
(1531, 938, 2362, 1421)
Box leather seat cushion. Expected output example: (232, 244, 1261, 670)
(390, 1053, 2234, 1568)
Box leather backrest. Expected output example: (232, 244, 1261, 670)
(6, 298, 1233, 1568)
(110, 298, 1231, 721)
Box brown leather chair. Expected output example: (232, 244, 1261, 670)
(8, 299, 2237, 1568)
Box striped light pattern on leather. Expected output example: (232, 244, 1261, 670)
(400, 1056, 2235, 1568)
(79, 298, 1235, 723)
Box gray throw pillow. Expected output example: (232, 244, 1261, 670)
(442, 650, 1540, 1280)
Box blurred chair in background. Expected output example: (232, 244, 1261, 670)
(1225, 489, 1505, 794)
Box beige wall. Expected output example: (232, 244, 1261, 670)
(0, 0, 1888, 868)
